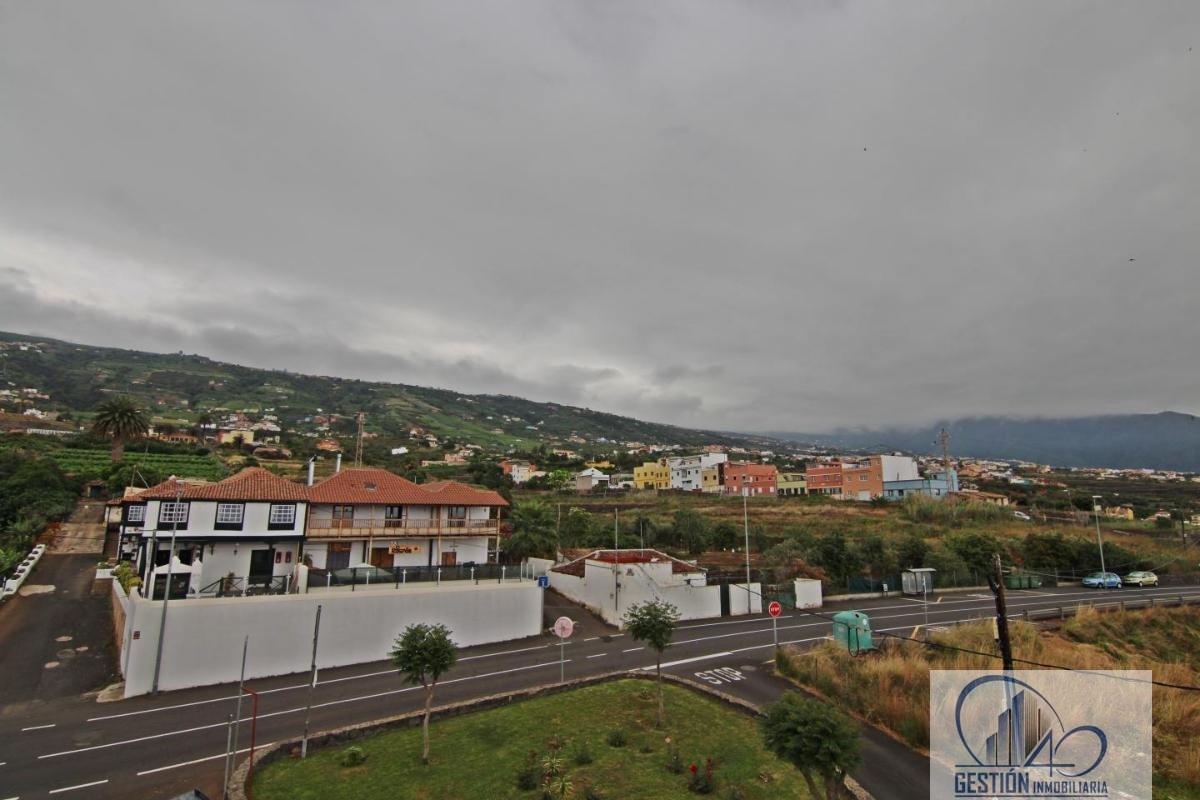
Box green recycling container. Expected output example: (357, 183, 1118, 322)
(832, 611, 875, 654)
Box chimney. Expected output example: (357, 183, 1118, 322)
(335, 453, 342, 474)
(306, 458, 315, 487)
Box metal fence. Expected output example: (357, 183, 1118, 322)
(193, 575, 292, 598)
(307, 562, 532, 591)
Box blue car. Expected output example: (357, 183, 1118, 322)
(1082, 571, 1122, 589)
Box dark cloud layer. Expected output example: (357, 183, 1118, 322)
(1, 2, 1198, 431)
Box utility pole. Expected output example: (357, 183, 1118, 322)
(555, 503, 561, 560)
(938, 427, 951, 479)
(223, 635, 249, 800)
(988, 553, 1014, 672)
(612, 508, 620, 619)
(151, 483, 184, 696)
(354, 412, 365, 467)
(301, 605, 322, 758)
(743, 491, 752, 614)
(1091, 496, 1107, 576)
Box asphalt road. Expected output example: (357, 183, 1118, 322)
(3, 580, 1199, 800)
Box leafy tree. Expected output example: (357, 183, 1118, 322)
(390, 623, 457, 764)
(91, 397, 150, 462)
(545, 469, 572, 492)
(858, 534, 896, 580)
(623, 600, 680, 727)
(947, 532, 1004, 576)
(710, 521, 740, 550)
(896, 533, 928, 570)
(810, 532, 862, 588)
(506, 500, 557, 560)
(761, 693, 861, 800)
(560, 506, 598, 548)
(106, 461, 167, 495)
(672, 508, 710, 554)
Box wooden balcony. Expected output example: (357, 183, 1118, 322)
(305, 518, 501, 539)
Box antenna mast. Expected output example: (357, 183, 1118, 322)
(354, 412, 365, 467)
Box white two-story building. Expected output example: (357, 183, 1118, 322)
(114, 467, 309, 597)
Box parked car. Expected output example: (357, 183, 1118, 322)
(1012, 511, 1032, 521)
(1081, 571, 1122, 589)
(1123, 571, 1159, 587)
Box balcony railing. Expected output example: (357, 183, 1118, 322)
(305, 518, 500, 538)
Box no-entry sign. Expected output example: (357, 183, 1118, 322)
(768, 600, 782, 618)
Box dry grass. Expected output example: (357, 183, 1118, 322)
(777, 607, 1200, 795)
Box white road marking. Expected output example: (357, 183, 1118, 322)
(46, 660, 568, 760)
(135, 741, 277, 776)
(586, 653, 607, 659)
(655, 652, 733, 670)
(622, 647, 644, 653)
(89, 640, 563, 722)
(48, 780, 109, 794)
(21, 724, 56, 732)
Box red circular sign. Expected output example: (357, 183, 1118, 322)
(768, 601, 782, 618)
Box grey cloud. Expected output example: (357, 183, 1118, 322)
(1, 1, 1198, 432)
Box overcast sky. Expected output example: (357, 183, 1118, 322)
(1, 2, 1198, 433)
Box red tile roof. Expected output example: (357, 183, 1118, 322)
(140, 467, 309, 502)
(308, 468, 507, 507)
(551, 549, 702, 577)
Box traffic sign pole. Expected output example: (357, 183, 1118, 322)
(553, 616, 574, 684)
(767, 600, 782, 649)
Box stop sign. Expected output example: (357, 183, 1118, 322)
(768, 601, 782, 618)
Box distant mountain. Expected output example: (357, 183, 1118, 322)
(770, 412, 1200, 472)
(0, 331, 782, 453)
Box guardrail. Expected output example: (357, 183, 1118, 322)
(1, 544, 48, 599)
(305, 519, 501, 537)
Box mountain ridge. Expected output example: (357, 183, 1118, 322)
(768, 411, 1200, 472)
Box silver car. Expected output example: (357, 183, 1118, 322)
(1123, 570, 1159, 587)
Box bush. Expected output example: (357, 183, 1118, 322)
(606, 729, 627, 748)
(515, 750, 541, 790)
(687, 757, 717, 794)
(665, 744, 685, 774)
(572, 741, 593, 765)
(338, 746, 366, 767)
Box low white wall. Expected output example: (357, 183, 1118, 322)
(525, 557, 555, 577)
(118, 582, 543, 697)
(726, 583, 763, 616)
(794, 578, 823, 609)
(2, 543, 46, 598)
(548, 563, 726, 626)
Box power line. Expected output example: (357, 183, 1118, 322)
(731, 580, 1200, 692)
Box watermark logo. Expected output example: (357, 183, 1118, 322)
(930, 670, 1151, 800)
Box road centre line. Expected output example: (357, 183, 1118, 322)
(48, 660, 568, 760)
(89, 641, 563, 722)
(48, 780, 109, 794)
(586, 653, 607, 659)
(21, 724, 56, 732)
(136, 741, 277, 777)
(80, 586, 1200, 730)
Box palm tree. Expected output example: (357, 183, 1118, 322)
(92, 397, 150, 462)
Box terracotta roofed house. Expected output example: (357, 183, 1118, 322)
(112, 467, 309, 597)
(303, 467, 507, 572)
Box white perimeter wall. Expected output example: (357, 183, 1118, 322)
(117, 582, 543, 697)
(548, 562, 759, 625)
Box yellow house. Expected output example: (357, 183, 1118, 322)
(701, 465, 722, 493)
(633, 460, 670, 490)
(778, 471, 807, 496)
(1104, 506, 1135, 520)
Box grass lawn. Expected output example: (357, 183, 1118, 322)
(252, 679, 813, 799)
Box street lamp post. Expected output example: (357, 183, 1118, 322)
(1091, 495, 1107, 579)
(151, 484, 184, 696)
(742, 491, 752, 614)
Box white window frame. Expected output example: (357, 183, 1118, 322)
(269, 503, 297, 527)
(215, 503, 245, 526)
(126, 504, 146, 524)
(159, 501, 189, 525)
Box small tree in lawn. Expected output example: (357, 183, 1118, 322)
(623, 599, 680, 728)
(390, 623, 457, 765)
(760, 692, 861, 800)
